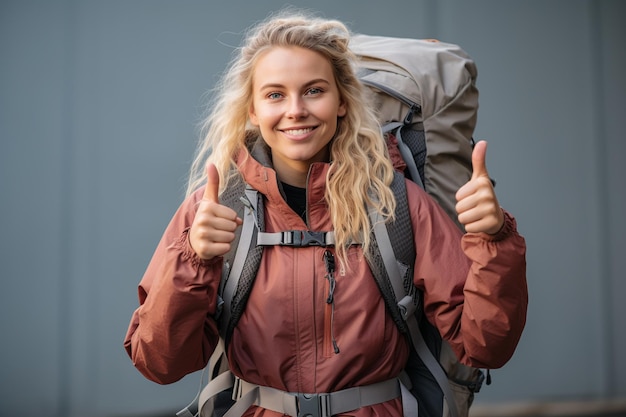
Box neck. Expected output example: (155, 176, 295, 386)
(272, 159, 310, 188)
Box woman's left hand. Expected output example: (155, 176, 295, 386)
(455, 140, 505, 235)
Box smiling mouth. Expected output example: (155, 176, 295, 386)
(282, 127, 315, 136)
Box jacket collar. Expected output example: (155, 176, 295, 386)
(235, 136, 331, 227)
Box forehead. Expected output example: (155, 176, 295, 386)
(252, 46, 336, 87)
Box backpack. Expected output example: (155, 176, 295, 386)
(177, 34, 486, 417)
(351, 34, 478, 230)
(350, 34, 488, 414)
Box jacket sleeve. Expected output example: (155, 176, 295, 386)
(123, 189, 222, 384)
(408, 181, 528, 369)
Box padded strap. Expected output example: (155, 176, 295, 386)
(370, 208, 459, 417)
(382, 122, 424, 189)
(370, 209, 414, 318)
(220, 186, 258, 337)
(393, 126, 423, 189)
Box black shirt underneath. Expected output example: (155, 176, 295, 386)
(281, 181, 307, 221)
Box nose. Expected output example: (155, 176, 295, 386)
(286, 97, 308, 119)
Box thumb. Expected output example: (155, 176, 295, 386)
(203, 163, 220, 202)
(471, 140, 490, 180)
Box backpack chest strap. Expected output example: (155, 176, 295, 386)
(229, 376, 403, 417)
(257, 230, 336, 247)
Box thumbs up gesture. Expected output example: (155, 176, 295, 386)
(189, 163, 242, 260)
(455, 141, 505, 235)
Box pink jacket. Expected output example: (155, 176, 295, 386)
(124, 144, 527, 416)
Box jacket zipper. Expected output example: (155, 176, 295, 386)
(323, 250, 340, 356)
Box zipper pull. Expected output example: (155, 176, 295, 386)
(323, 250, 336, 303)
(323, 250, 340, 354)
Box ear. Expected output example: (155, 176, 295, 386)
(248, 104, 259, 126)
(337, 100, 347, 117)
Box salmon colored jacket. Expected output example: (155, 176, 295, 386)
(124, 140, 528, 416)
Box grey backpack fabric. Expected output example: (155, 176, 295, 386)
(351, 33, 486, 417)
(350, 34, 478, 229)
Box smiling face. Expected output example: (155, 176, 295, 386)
(248, 46, 347, 186)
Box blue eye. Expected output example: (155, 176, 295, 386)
(307, 87, 323, 95)
(267, 92, 283, 100)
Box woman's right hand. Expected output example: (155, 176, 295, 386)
(189, 163, 242, 260)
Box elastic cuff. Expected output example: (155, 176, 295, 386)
(179, 228, 220, 268)
(484, 209, 516, 242)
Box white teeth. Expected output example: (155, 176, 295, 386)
(284, 128, 313, 135)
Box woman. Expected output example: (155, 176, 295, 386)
(124, 10, 527, 417)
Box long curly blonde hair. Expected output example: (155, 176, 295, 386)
(187, 9, 397, 264)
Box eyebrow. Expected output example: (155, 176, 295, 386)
(258, 78, 331, 91)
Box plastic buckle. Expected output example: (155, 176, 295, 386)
(297, 393, 330, 417)
(299, 231, 327, 246)
(282, 231, 327, 247)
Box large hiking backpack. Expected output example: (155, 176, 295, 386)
(177, 35, 486, 417)
(351, 34, 478, 229)
(350, 34, 487, 413)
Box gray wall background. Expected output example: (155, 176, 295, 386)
(1, 1, 625, 416)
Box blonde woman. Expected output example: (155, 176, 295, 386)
(125, 10, 527, 417)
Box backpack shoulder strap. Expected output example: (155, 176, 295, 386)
(367, 172, 416, 334)
(368, 171, 460, 417)
(217, 174, 265, 347)
(219, 184, 263, 343)
(179, 177, 264, 417)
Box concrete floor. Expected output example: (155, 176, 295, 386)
(470, 398, 626, 417)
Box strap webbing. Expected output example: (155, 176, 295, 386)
(400, 381, 418, 417)
(383, 122, 424, 189)
(229, 377, 402, 417)
(370, 208, 460, 417)
(257, 230, 336, 247)
(408, 316, 458, 417)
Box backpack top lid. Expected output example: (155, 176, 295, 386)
(350, 33, 478, 123)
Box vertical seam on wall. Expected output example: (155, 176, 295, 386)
(58, 0, 76, 415)
(90, 1, 103, 407)
(588, 0, 614, 398)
